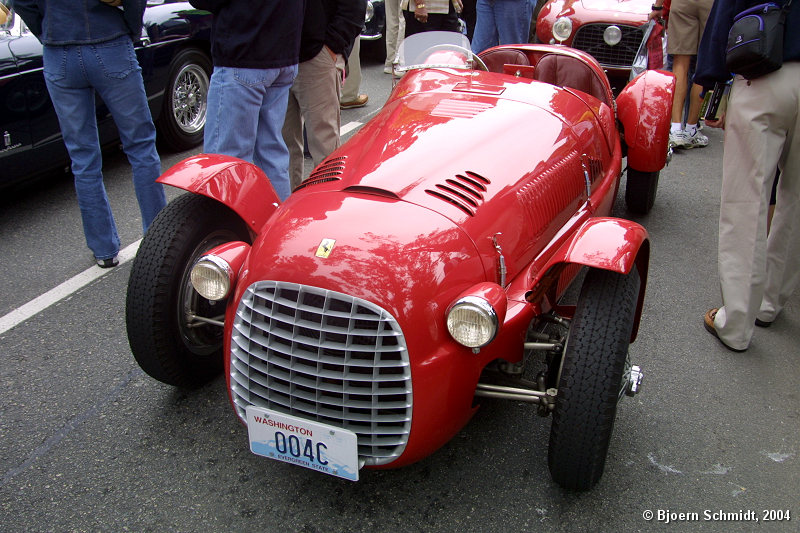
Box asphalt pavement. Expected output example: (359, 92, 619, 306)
(0, 50, 797, 532)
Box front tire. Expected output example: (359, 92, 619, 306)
(548, 266, 640, 491)
(126, 194, 250, 388)
(157, 48, 211, 151)
(625, 168, 659, 215)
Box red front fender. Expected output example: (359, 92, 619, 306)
(617, 69, 675, 172)
(551, 217, 650, 341)
(157, 154, 281, 235)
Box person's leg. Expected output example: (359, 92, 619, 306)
(471, 0, 498, 53)
(252, 65, 297, 201)
(758, 64, 800, 323)
(90, 36, 166, 232)
(340, 38, 366, 106)
(713, 74, 787, 350)
(493, 0, 532, 46)
(43, 44, 119, 261)
(204, 66, 263, 161)
(282, 86, 305, 190)
(385, 0, 403, 71)
(293, 49, 343, 169)
(670, 55, 690, 124)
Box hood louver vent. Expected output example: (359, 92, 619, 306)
(425, 171, 490, 216)
(294, 156, 347, 191)
(430, 99, 494, 119)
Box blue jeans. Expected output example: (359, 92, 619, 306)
(471, 0, 533, 54)
(204, 65, 298, 201)
(43, 36, 166, 261)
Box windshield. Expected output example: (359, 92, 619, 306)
(394, 31, 477, 73)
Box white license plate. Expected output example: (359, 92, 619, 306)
(245, 406, 359, 481)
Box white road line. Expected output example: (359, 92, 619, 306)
(1, 121, 370, 337)
(341, 121, 363, 135)
(0, 240, 142, 335)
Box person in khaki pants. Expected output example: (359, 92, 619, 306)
(696, 0, 800, 352)
(283, 0, 366, 190)
(340, 36, 369, 109)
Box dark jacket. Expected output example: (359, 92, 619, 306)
(300, 0, 365, 63)
(189, 0, 304, 69)
(695, 0, 800, 89)
(12, 0, 146, 45)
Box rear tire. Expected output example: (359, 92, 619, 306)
(548, 266, 640, 490)
(157, 48, 211, 151)
(625, 168, 659, 215)
(126, 194, 250, 388)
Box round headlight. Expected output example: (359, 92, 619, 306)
(552, 17, 573, 42)
(190, 256, 233, 301)
(603, 25, 622, 46)
(446, 296, 498, 349)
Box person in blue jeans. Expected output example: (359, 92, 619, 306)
(471, 0, 532, 54)
(12, 0, 167, 268)
(189, 0, 304, 201)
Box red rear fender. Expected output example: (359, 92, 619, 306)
(617, 70, 675, 172)
(157, 154, 281, 235)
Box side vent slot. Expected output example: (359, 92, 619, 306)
(295, 156, 347, 191)
(424, 171, 491, 217)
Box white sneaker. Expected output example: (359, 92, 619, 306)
(669, 129, 687, 148)
(683, 128, 709, 149)
(383, 65, 393, 74)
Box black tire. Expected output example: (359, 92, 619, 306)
(625, 168, 660, 215)
(548, 266, 640, 491)
(126, 194, 250, 388)
(157, 48, 211, 152)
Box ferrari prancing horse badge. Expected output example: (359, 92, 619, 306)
(315, 238, 336, 258)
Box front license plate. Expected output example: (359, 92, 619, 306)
(245, 406, 359, 481)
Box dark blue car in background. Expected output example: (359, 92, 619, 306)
(1, 0, 212, 188)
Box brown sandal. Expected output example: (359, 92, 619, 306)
(703, 308, 746, 352)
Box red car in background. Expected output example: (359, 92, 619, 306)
(536, 0, 665, 88)
(126, 32, 674, 491)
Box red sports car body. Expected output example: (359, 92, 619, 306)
(126, 33, 674, 490)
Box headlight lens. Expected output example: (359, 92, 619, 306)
(446, 296, 498, 348)
(190, 256, 233, 301)
(603, 25, 622, 46)
(552, 17, 573, 42)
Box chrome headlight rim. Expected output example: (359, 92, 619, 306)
(190, 255, 234, 301)
(446, 296, 499, 349)
(552, 17, 573, 42)
(603, 25, 622, 46)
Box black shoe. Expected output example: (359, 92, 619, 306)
(755, 318, 772, 328)
(96, 256, 119, 268)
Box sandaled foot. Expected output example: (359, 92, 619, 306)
(703, 308, 747, 352)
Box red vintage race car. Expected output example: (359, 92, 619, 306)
(126, 32, 674, 490)
(535, 0, 665, 85)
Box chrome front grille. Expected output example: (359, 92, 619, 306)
(572, 24, 644, 69)
(230, 281, 412, 466)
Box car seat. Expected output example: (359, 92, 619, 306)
(533, 53, 612, 106)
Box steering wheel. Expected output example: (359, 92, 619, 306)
(419, 44, 489, 72)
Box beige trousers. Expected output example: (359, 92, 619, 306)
(714, 63, 800, 350)
(384, 0, 405, 69)
(283, 47, 345, 189)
